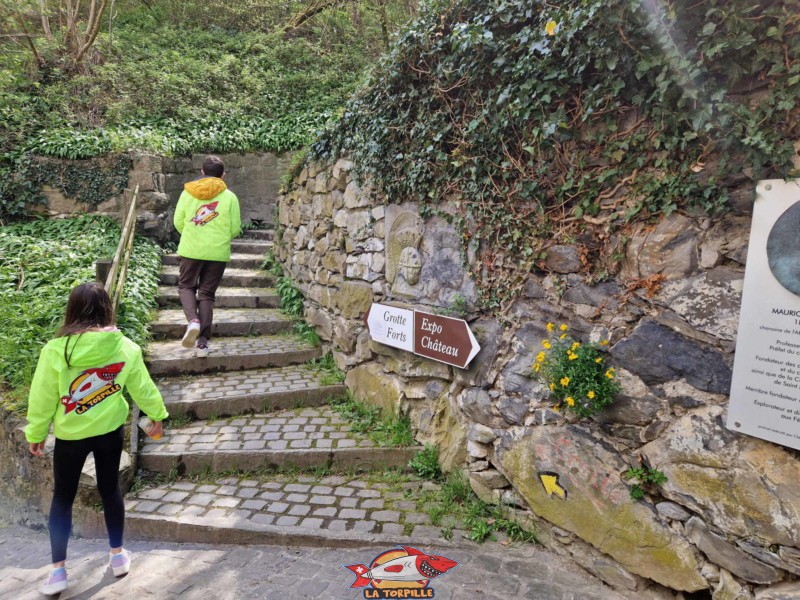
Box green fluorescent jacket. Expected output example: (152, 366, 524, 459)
(173, 177, 242, 262)
(25, 331, 168, 443)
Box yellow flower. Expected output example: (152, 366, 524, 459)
(559, 324, 569, 331)
(545, 20, 558, 36)
(536, 351, 546, 363)
(568, 352, 578, 360)
(546, 322, 555, 332)
(560, 376, 570, 387)
(542, 340, 552, 349)
(595, 357, 603, 364)
(571, 342, 580, 351)
(566, 396, 575, 406)
(533, 363, 541, 372)
(600, 339, 610, 346)
(587, 391, 596, 399)
(559, 333, 568, 340)
(549, 383, 556, 391)
(605, 368, 615, 379)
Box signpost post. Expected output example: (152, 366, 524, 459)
(365, 303, 481, 369)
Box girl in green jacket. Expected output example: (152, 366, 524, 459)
(25, 282, 169, 596)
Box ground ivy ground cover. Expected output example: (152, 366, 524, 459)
(0, 216, 161, 408)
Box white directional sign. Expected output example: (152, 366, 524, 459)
(367, 303, 414, 352)
(366, 303, 481, 369)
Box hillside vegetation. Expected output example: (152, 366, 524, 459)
(315, 0, 800, 305)
(0, 0, 415, 217)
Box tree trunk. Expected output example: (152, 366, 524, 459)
(39, 0, 54, 41)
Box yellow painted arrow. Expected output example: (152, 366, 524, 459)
(539, 472, 568, 500)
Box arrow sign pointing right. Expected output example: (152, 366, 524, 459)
(413, 310, 481, 369)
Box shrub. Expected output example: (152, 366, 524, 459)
(533, 323, 620, 417)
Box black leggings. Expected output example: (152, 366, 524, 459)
(50, 426, 125, 563)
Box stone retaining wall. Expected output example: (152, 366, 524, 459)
(32, 151, 294, 242)
(277, 158, 800, 598)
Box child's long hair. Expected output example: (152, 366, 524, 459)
(56, 282, 116, 367)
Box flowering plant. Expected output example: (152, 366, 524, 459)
(533, 323, 620, 417)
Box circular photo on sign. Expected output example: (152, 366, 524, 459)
(767, 200, 800, 295)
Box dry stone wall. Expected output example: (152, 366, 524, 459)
(30, 151, 292, 243)
(278, 158, 800, 599)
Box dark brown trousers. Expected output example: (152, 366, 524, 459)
(177, 257, 227, 345)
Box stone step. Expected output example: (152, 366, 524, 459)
(159, 266, 274, 288)
(243, 229, 274, 241)
(139, 407, 421, 474)
(122, 473, 469, 549)
(157, 365, 347, 419)
(146, 335, 319, 376)
(156, 286, 279, 309)
(162, 253, 264, 270)
(231, 239, 273, 255)
(151, 308, 293, 339)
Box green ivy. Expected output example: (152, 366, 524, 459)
(314, 0, 800, 306)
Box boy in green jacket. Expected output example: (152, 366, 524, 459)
(173, 155, 242, 357)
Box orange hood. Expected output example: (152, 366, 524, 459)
(184, 177, 227, 200)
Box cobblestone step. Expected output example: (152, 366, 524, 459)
(151, 308, 293, 339)
(146, 335, 319, 376)
(243, 229, 274, 241)
(157, 365, 347, 419)
(140, 408, 420, 474)
(124, 473, 464, 549)
(163, 253, 264, 269)
(156, 286, 279, 309)
(159, 265, 274, 288)
(231, 239, 273, 255)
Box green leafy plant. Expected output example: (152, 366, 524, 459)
(623, 466, 668, 501)
(260, 249, 283, 278)
(307, 352, 345, 385)
(408, 444, 442, 480)
(329, 393, 414, 447)
(293, 321, 320, 346)
(275, 276, 304, 318)
(533, 323, 620, 418)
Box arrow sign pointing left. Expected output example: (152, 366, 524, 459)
(367, 303, 414, 352)
(539, 472, 568, 500)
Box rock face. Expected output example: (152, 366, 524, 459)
(611, 319, 732, 394)
(641, 406, 800, 548)
(276, 154, 798, 597)
(495, 426, 706, 591)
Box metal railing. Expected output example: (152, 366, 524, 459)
(104, 184, 139, 316)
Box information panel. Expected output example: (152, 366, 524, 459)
(728, 179, 800, 450)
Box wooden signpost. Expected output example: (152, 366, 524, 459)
(366, 303, 481, 369)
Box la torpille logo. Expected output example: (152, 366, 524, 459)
(191, 201, 220, 226)
(61, 362, 124, 415)
(344, 546, 458, 598)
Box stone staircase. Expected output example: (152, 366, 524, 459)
(117, 228, 448, 548)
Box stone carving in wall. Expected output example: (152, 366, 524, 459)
(386, 208, 424, 298)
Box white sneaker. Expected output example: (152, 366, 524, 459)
(196, 344, 210, 358)
(40, 567, 68, 595)
(109, 549, 131, 577)
(181, 320, 201, 348)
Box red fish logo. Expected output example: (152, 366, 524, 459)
(345, 546, 458, 598)
(61, 362, 124, 415)
(191, 201, 219, 226)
